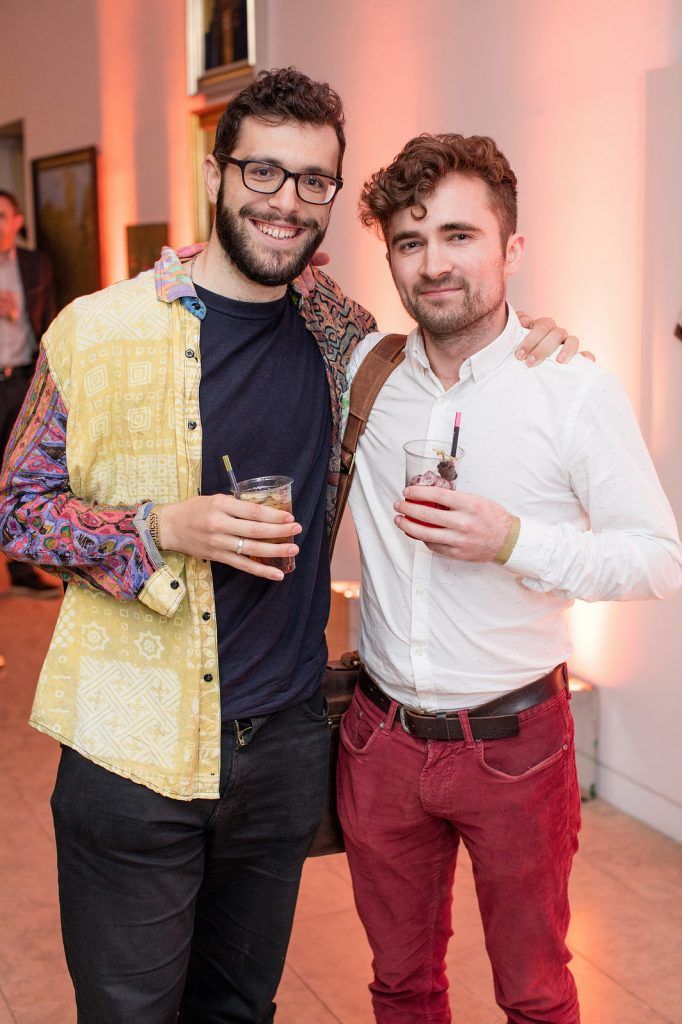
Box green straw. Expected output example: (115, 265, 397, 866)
(222, 454, 241, 497)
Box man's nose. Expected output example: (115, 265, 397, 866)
(421, 244, 454, 280)
(265, 177, 301, 219)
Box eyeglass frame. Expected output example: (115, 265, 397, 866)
(215, 154, 344, 206)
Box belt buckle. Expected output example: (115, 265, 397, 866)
(399, 705, 411, 734)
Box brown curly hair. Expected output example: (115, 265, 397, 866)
(213, 67, 346, 173)
(359, 134, 518, 246)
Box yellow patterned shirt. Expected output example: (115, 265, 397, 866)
(0, 248, 376, 799)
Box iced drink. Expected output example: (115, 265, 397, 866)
(403, 440, 464, 526)
(237, 476, 295, 573)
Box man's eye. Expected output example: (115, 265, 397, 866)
(250, 165, 278, 179)
(399, 241, 419, 252)
(301, 176, 325, 191)
(450, 233, 470, 242)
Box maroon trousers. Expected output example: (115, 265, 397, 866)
(337, 683, 582, 1024)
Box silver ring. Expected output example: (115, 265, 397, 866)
(236, 537, 245, 556)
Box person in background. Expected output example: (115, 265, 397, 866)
(337, 133, 682, 1024)
(0, 72, 578, 1023)
(0, 189, 58, 597)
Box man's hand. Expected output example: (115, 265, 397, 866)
(0, 289, 19, 322)
(157, 495, 302, 582)
(296, 251, 331, 298)
(394, 486, 512, 562)
(515, 313, 593, 366)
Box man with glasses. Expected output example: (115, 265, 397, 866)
(0, 69, 576, 1023)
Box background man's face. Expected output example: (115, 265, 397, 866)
(0, 197, 23, 253)
(386, 172, 518, 340)
(215, 116, 340, 287)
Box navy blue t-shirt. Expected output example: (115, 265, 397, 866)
(196, 284, 332, 720)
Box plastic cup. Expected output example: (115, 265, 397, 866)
(236, 475, 295, 574)
(402, 440, 464, 527)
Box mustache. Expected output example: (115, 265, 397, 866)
(416, 276, 468, 294)
(239, 206, 319, 231)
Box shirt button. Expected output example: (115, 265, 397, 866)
(185, 348, 195, 359)
(187, 420, 197, 430)
(202, 611, 211, 621)
(203, 673, 213, 683)
(170, 580, 180, 590)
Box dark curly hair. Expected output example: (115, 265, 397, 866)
(213, 66, 346, 173)
(359, 134, 518, 247)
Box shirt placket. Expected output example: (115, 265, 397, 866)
(178, 303, 221, 791)
(408, 366, 470, 707)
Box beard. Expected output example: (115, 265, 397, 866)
(214, 180, 327, 287)
(401, 273, 506, 342)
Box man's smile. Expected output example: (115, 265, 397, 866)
(249, 217, 307, 246)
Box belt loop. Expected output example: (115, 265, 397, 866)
(562, 662, 571, 700)
(383, 699, 399, 732)
(457, 709, 475, 748)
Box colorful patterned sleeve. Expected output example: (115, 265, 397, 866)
(0, 349, 156, 600)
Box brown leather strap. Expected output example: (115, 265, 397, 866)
(328, 333, 407, 556)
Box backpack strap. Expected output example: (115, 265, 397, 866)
(329, 333, 407, 556)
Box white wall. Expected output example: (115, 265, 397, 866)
(260, 0, 682, 839)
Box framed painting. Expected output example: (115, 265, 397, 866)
(127, 223, 168, 277)
(31, 146, 100, 309)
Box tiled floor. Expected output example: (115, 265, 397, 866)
(0, 581, 680, 1023)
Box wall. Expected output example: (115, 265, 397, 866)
(260, 0, 682, 839)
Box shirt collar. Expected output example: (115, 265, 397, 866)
(408, 305, 526, 384)
(154, 245, 305, 309)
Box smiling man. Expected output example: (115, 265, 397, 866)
(336, 134, 682, 1024)
(1, 74, 578, 1024)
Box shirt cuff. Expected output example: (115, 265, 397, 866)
(138, 564, 187, 617)
(133, 501, 186, 615)
(502, 517, 557, 580)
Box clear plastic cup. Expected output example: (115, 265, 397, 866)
(237, 475, 295, 574)
(403, 440, 464, 526)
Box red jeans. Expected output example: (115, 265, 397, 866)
(337, 682, 582, 1024)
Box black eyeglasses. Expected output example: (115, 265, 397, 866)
(217, 155, 343, 206)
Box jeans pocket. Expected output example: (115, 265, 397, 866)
(477, 697, 571, 782)
(302, 688, 329, 723)
(339, 696, 382, 754)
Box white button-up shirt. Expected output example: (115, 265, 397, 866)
(347, 307, 682, 711)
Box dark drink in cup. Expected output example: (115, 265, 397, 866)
(403, 440, 464, 526)
(237, 476, 295, 573)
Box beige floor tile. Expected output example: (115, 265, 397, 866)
(295, 854, 356, 922)
(276, 964, 343, 1023)
(0, 988, 16, 1024)
(571, 950, 672, 1024)
(287, 909, 374, 1023)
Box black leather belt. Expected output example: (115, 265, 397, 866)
(358, 664, 568, 741)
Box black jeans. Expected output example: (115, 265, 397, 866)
(50, 691, 330, 1024)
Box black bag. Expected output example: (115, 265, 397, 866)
(307, 334, 406, 858)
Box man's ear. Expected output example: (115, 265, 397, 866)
(203, 155, 222, 206)
(504, 233, 525, 278)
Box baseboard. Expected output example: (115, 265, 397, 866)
(596, 762, 682, 842)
